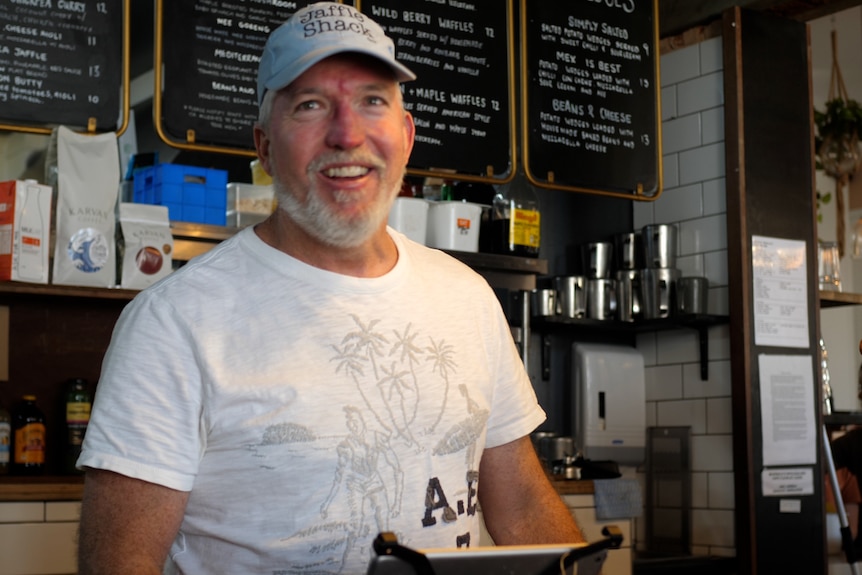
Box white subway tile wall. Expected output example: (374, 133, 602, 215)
(677, 72, 724, 116)
(657, 399, 708, 434)
(675, 253, 705, 278)
(659, 46, 701, 86)
(661, 85, 677, 121)
(662, 115, 702, 155)
(708, 472, 736, 509)
(635, 36, 735, 558)
(679, 143, 726, 186)
(701, 108, 725, 146)
(0, 501, 79, 574)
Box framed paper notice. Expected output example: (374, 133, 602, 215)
(751, 236, 809, 348)
(758, 354, 816, 466)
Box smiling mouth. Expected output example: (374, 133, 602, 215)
(323, 165, 370, 178)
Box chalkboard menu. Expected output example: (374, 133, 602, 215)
(0, 0, 127, 134)
(157, 0, 317, 154)
(357, 0, 515, 182)
(522, 0, 661, 199)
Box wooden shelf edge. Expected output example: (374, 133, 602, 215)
(819, 290, 862, 307)
(443, 250, 549, 275)
(0, 281, 138, 301)
(0, 476, 84, 501)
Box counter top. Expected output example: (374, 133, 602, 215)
(549, 478, 596, 495)
(0, 476, 593, 502)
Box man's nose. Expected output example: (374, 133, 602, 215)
(325, 103, 365, 150)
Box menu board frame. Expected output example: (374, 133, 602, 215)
(520, 0, 663, 201)
(0, 0, 131, 137)
(356, 0, 518, 185)
(153, 0, 317, 157)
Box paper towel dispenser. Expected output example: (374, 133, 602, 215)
(572, 342, 646, 465)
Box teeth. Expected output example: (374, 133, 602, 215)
(324, 165, 369, 178)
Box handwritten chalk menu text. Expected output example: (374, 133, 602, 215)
(158, 0, 317, 151)
(523, 0, 660, 198)
(358, 0, 513, 181)
(0, 0, 123, 132)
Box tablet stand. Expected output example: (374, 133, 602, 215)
(370, 526, 624, 575)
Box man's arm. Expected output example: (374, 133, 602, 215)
(477, 435, 585, 544)
(77, 468, 190, 575)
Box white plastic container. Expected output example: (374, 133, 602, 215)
(426, 201, 483, 252)
(388, 197, 429, 244)
(227, 183, 276, 227)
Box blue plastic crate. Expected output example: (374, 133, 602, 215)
(132, 164, 228, 225)
(162, 202, 183, 222)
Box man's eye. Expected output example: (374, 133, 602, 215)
(296, 100, 320, 112)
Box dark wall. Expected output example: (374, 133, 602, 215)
(532, 186, 635, 436)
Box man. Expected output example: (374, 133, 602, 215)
(77, 3, 583, 573)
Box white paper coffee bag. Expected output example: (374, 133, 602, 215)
(53, 126, 120, 286)
(118, 203, 173, 289)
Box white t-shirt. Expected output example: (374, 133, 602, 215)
(80, 226, 545, 575)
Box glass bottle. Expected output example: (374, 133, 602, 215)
(0, 401, 10, 475)
(491, 169, 541, 258)
(64, 378, 92, 475)
(12, 395, 46, 475)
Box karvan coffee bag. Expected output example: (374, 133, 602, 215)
(117, 203, 173, 289)
(52, 126, 120, 287)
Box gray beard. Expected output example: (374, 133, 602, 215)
(273, 172, 402, 249)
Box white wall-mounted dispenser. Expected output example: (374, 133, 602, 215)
(571, 342, 646, 465)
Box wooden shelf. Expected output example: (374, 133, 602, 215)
(0, 281, 138, 301)
(819, 290, 862, 308)
(0, 476, 84, 501)
(442, 250, 548, 275)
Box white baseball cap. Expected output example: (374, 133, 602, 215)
(257, 2, 416, 106)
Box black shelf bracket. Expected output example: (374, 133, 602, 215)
(533, 314, 728, 381)
(698, 324, 710, 381)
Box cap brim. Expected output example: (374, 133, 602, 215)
(261, 48, 416, 106)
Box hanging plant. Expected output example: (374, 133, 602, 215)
(814, 97, 862, 178)
(813, 29, 861, 258)
(816, 188, 832, 224)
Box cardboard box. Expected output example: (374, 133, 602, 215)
(0, 180, 52, 283)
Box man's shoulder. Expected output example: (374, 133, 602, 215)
(131, 231, 250, 302)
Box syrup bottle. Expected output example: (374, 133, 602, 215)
(12, 395, 46, 475)
(491, 168, 541, 258)
(63, 378, 91, 475)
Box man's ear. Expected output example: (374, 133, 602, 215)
(253, 125, 272, 175)
(403, 112, 416, 159)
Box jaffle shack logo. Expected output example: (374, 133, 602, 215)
(298, 4, 377, 42)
